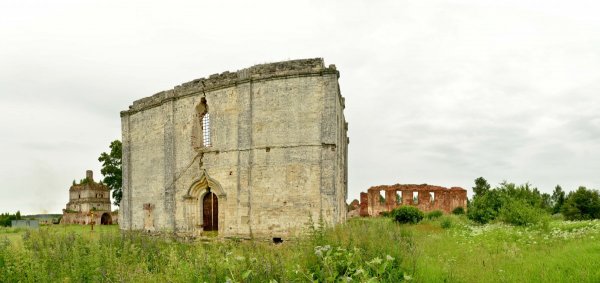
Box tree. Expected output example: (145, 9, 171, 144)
(561, 186, 600, 220)
(468, 178, 552, 225)
(472, 177, 491, 196)
(468, 189, 503, 224)
(551, 185, 566, 214)
(540, 193, 552, 211)
(99, 140, 122, 206)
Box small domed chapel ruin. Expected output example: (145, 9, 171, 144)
(119, 58, 348, 239)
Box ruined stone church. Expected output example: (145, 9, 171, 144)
(120, 58, 348, 239)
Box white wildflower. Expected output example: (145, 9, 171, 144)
(369, 257, 382, 265)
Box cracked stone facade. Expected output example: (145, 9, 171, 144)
(119, 58, 348, 239)
(359, 184, 467, 216)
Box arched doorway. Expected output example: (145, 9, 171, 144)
(184, 169, 226, 234)
(203, 191, 218, 231)
(101, 213, 112, 225)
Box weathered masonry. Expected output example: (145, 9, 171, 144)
(120, 58, 348, 239)
(359, 184, 467, 216)
(62, 170, 115, 225)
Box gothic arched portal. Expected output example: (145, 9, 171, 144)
(183, 170, 226, 234)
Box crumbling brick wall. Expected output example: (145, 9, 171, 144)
(359, 184, 467, 216)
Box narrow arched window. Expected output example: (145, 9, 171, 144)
(194, 98, 211, 148)
(201, 112, 211, 147)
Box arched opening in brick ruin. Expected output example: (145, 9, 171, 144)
(379, 190, 386, 204)
(202, 190, 218, 231)
(100, 213, 112, 225)
(413, 191, 419, 204)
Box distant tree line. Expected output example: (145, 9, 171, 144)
(468, 177, 600, 225)
(0, 211, 22, 227)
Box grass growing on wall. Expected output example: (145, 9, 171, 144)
(1, 218, 600, 282)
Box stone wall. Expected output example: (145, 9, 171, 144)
(120, 58, 348, 239)
(61, 211, 118, 225)
(63, 170, 113, 224)
(359, 184, 467, 216)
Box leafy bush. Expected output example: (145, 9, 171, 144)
(310, 245, 406, 282)
(467, 190, 502, 224)
(499, 199, 545, 226)
(452, 207, 465, 215)
(440, 217, 453, 229)
(561, 187, 600, 220)
(392, 206, 424, 224)
(380, 211, 391, 217)
(468, 178, 553, 224)
(426, 210, 443, 220)
(0, 212, 22, 227)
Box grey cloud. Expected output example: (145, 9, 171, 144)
(2, 0, 600, 214)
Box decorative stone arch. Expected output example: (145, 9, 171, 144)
(185, 169, 226, 199)
(183, 169, 226, 234)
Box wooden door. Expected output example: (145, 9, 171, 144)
(202, 192, 218, 231)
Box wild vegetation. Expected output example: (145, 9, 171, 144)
(467, 177, 600, 226)
(0, 211, 22, 227)
(98, 139, 123, 206)
(2, 215, 600, 282)
(2, 178, 599, 282)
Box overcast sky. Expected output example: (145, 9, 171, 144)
(1, 0, 599, 214)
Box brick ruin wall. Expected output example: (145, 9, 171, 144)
(359, 184, 467, 216)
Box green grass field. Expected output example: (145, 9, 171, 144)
(1, 217, 599, 282)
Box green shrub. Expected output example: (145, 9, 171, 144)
(380, 211, 391, 217)
(499, 199, 544, 226)
(452, 207, 465, 215)
(392, 206, 424, 224)
(561, 187, 600, 220)
(440, 217, 453, 229)
(467, 190, 503, 224)
(426, 210, 443, 220)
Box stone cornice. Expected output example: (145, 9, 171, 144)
(120, 58, 339, 117)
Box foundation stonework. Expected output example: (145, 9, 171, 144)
(359, 184, 467, 216)
(120, 58, 348, 239)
